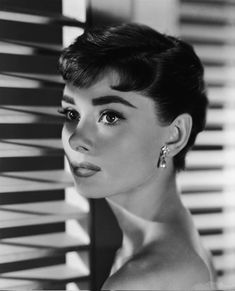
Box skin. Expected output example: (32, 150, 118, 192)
(60, 72, 217, 290)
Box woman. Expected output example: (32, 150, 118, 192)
(58, 23, 217, 290)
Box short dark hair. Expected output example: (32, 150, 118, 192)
(58, 23, 208, 171)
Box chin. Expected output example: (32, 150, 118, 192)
(71, 171, 117, 199)
(73, 182, 110, 199)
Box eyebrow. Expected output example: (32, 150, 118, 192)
(62, 95, 137, 109)
(62, 95, 75, 104)
(92, 95, 137, 108)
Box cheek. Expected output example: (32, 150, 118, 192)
(61, 125, 71, 153)
(128, 134, 159, 170)
(104, 127, 160, 175)
(61, 126, 66, 147)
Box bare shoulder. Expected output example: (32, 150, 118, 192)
(102, 245, 213, 290)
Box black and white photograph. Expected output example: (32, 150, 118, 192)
(1, 0, 235, 290)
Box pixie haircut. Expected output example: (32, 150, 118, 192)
(58, 23, 208, 171)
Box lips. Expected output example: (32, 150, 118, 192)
(70, 162, 101, 178)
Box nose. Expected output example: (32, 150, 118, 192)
(68, 123, 95, 154)
(70, 143, 90, 153)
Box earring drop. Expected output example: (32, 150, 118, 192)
(158, 145, 170, 168)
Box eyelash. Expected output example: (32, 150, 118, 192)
(57, 108, 80, 122)
(99, 110, 126, 126)
(57, 107, 126, 126)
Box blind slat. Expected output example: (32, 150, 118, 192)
(196, 130, 235, 146)
(201, 233, 235, 251)
(178, 170, 235, 190)
(180, 25, 235, 42)
(0, 264, 89, 281)
(0, 40, 62, 55)
(181, 2, 235, 22)
(1, 201, 88, 215)
(1, 72, 63, 85)
(0, 211, 87, 229)
(182, 192, 235, 208)
(205, 67, 235, 85)
(0, 278, 39, 289)
(0, 170, 73, 193)
(0, 0, 62, 13)
(0, 139, 62, 157)
(193, 44, 235, 63)
(0, 19, 62, 44)
(193, 213, 235, 230)
(0, 87, 62, 106)
(0, 106, 62, 124)
(0, 9, 85, 27)
(1, 232, 90, 249)
(186, 150, 235, 167)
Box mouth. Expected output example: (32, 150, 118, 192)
(70, 162, 101, 178)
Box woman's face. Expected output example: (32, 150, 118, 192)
(61, 73, 168, 198)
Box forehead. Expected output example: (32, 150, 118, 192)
(63, 72, 156, 109)
(64, 72, 118, 97)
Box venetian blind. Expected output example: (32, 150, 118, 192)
(0, 0, 91, 290)
(177, 0, 235, 288)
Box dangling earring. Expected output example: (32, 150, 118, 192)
(158, 145, 170, 168)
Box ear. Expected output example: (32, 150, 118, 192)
(166, 113, 192, 157)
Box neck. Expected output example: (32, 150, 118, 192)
(106, 165, 185, 259)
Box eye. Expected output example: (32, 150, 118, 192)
(99, 110, 125, 126)
(58, 107, 80, 122)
